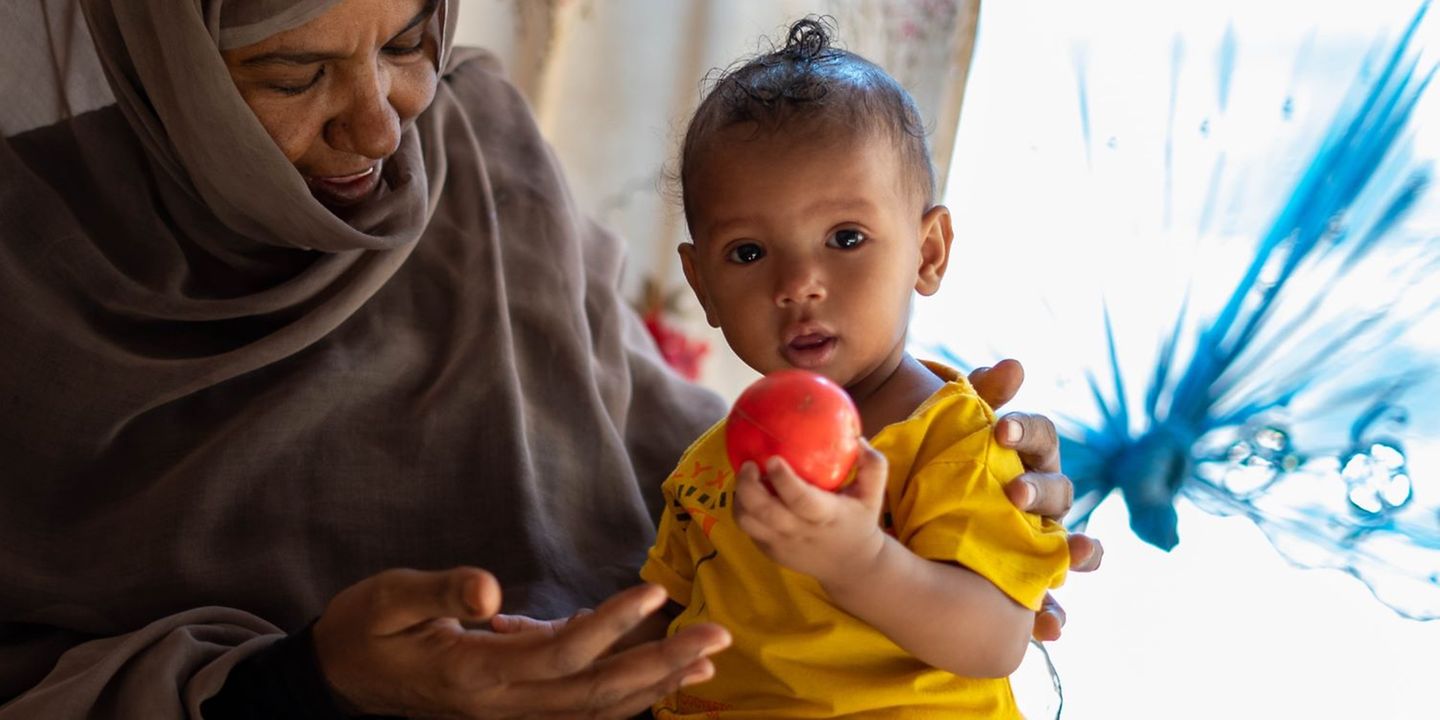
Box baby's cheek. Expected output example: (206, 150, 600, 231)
(851, 297, 895, 343)
(721, 323, 770, 369)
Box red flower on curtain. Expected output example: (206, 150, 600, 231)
(637, 277, 709, 381)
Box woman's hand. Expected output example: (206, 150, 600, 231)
(969, 359, 1105, 640)
(312, 567, 730, 719)
(489, 608, 593, 638)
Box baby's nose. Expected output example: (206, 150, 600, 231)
(774, 263, 826, 306)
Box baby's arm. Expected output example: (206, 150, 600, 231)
(734, 443, 1034, 678)
(824, 535, 1033, 677)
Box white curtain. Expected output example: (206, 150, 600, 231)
(454, 0, 981, 397)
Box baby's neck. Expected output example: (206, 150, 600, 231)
(851, 353, 946, 438)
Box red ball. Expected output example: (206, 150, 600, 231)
(725, 370, 861, 491)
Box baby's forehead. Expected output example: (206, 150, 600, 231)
(695, 122, 904, 179)
(688, 126, 921, 212)
(691, 119, 927, 210)
(708, 116, 879, 152)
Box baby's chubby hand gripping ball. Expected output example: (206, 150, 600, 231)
(725, 370, 861, 491)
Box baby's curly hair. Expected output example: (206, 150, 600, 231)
(679, 17, 936, 226)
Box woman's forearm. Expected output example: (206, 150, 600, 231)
(820, 536, 1033, 678)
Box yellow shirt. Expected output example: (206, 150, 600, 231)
(641, 363, 1069, 719)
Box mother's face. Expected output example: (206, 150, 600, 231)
(222, 0, 439, 208)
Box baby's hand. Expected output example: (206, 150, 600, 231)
(733, 440, 888, 585)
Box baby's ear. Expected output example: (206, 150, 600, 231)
(678, 243, 722, 327)
(915, 205, 953, 296)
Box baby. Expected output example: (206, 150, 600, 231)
(639, 18, 1070, 718)
(490, 17, 1071, 719)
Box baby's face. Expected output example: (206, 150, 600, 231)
(681, 126, 948, 390)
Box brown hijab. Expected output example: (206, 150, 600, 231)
(0, 1, 723, 716)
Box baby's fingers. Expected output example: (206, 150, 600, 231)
(763, 456, 835, 524)
(734, 461, 792, 541)
(840, 441, 888, 508)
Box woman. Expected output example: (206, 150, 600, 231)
(0, 1, 1100, 717)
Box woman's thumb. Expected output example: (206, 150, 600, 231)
(368, 567, 502, 635)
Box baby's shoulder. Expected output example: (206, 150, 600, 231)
(662, 418, 731, 482)
(897, 380, 1014, 470)
(916, 377, 998, 435)
(683, 418, 730, 458)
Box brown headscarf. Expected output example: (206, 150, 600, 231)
(0, 1, 723, 716)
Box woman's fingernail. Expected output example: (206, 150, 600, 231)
(1001, 420, 1023, 445)
(1019, 480, 1036, 508)
(1045, 609, 1065, 631)
(462, 576, 481, 614)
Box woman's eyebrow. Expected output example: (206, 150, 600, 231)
(242, 50, 344, 67)
(392, 1, 438, 40)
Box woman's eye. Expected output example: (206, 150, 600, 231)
(271, 67, 325, 96)
(726, 243, 765, 264)
(827, 229, 867, 249)
(383, 41, 425, 57)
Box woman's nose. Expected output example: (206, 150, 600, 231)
(326, 68, 401, 160)
(773, 260, 826, 307)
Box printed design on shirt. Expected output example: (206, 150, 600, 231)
(668, 459, 732, 538)
(654, 691, 733, 719)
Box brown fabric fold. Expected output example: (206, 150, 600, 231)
(0, 1, 723, 715)
(212, 0, 336, 50)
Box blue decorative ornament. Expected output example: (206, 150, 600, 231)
(926, 1, 1440, 620)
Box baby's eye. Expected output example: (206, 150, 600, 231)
(726, 243, 765, 264)
(827, 229, 867, 250)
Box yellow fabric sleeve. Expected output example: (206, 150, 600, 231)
(890, 428, 1069, 613)
(640, 474, 695, 604)
(640, 423, 728, 605)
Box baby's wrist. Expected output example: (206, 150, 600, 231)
(817, 527, 888, 595)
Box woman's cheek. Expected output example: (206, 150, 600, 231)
(274, 117, 324, 165)
(245, 94, 325, 165)
(391, 64, 438, 120)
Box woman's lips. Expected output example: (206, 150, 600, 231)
(782, 333, 837, 368)
(305, 162, 382, 206)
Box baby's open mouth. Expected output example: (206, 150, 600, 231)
(783, 333, 837, 368)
